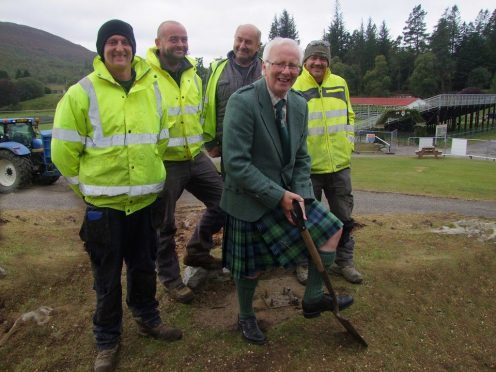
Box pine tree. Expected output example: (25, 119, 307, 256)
(324, 0, 349, 60)
(363, 18, 379, 73)
(377, 21, 394, 62)
(402, 4, 429, 55)
(481, 9, 496, 74)
(454, 22, 487, 90)
(430, 10, 454, 92)
(446, 5, 462, 54)
(346, 23, 367, 77)
(267, 9, 300, 42)
(268, 15, 280, 40)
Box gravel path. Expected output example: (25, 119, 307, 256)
(353, 190, 496, 218)
(1, 178, 495, 218)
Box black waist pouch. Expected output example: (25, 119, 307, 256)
(79, 206, 112, 246)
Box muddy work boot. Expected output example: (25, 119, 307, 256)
(165, 281, 194, 304)
(137, 322, 183, 342)
(331, 264, 363, 284)
(94, 344, 120, 372)
(295, 263, 308, 285)
(183, 254, 222, 270)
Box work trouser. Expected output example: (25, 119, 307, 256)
(157, 151, 225, 286)
(80, 201, 162, 350)
(311, 167, 355, 266)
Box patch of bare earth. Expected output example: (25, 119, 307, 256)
(0, 209, 495, 371)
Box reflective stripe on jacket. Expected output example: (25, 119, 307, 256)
(51, 56, 170, 214)
(146, 47, 206, 161)
(293, 67, 355, 174)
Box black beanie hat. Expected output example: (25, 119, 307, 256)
(96, 19, 136, 59)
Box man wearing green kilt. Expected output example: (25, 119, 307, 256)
(221, 37, 354, 345)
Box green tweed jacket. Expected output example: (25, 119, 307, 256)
(220, 78, 315, 222)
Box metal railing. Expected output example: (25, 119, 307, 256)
(421, 94, 496, 109)
(354, 94, 496, 131)
(355, 129, 398, 154)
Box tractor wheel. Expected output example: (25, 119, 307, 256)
(0, 150, 32, 193)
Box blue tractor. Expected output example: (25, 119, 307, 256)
(0, 117, 60, 193)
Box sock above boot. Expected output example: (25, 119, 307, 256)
(234, 277, 258, 320)
(303, 251, 335, 304)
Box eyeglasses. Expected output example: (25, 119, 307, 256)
(308, 40, 330, 48)
(265, 61, 301, 72)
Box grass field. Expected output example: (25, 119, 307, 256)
(351, 156, 496, 201)
(0, 94, 60, 128)
(0, 93, 62, 113)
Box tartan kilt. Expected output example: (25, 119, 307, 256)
(223, 199, 343, 279)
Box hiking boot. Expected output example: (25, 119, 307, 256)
(295, 263, 308, 285)
(331, 264, 363, 284)
(302, 294, 354, 318)
(238, 315, 266, 345)
(183, 254, 222, 270)
(94, 344, 120, 372)
(137, 322, 183, 342)
(165, 282, 194, 304)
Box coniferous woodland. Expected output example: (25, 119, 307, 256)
(199, 4, 496, 98)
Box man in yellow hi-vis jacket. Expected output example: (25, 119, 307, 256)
(146, 20, 225, 304)
(293, 40, 363, 285)
(52, 19, 182, 372)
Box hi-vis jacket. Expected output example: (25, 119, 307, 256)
(146, 47, 207, 161)
(293, 67, 355, 174)
(51, 56, 170, 215)
(201, 58, 228, 142)
(201, 55, 263, 145)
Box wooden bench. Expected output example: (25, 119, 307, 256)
(415, 146, 443, 158)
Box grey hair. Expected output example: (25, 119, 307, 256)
(262, 37, 303, 64)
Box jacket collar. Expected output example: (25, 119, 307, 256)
(226, 50, 261, 66)
(301, 65, 331, 85)
(146, 46, 197, 72)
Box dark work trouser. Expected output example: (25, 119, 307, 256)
(157, 152, 225, 286)
(311, 168, 355, 266)
(80, 201, 162, 350)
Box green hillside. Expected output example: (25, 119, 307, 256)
(0, 22, 95, 85)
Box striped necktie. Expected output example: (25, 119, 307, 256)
(275, 99, 290, 163)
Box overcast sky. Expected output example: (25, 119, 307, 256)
(0, 0, 492, 63)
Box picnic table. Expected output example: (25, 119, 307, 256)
(415, 146, 443, 158)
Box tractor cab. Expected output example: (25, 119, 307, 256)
(0, 118, 39, 148)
